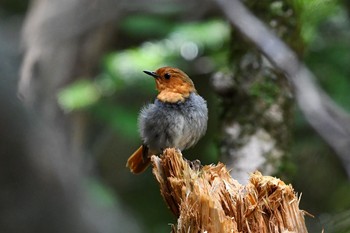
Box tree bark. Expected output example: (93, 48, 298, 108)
(212, 1, 302, 183)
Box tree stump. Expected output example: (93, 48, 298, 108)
(151, 148, 309, 233)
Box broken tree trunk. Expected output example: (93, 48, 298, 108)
(151, 148, 308, 233)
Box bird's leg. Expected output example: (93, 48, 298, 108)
(189, 159, 202, 171)
(176, 148, 202, 171)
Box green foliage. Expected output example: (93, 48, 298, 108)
(57, 79, 101, 111)
(305, 8, 350, 111)
(57, 73, 124, 112)
(105, 19, 230, 83)
(292, 0, 339, 44)
(291, 7, 350, 230)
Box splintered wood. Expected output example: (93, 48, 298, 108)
(151, 148, 308, 233)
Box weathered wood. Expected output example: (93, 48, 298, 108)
(152, 149, 308, 233)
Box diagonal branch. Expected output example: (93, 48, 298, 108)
(215, 0, 350, 178)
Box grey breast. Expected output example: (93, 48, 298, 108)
(138, 92, 208, 152)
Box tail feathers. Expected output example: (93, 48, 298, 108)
(126, 145, 151, 174)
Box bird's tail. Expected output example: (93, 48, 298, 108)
(126, 145, 151, 174)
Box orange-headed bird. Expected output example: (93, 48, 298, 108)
(126, 67, 208, 174)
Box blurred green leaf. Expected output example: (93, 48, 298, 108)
(58, 79, 101, 111)
(293, 0, 339, 44)
(306, 17, 350, 111)
(172, 20, 229, 50)
(105, 19, 230, 84)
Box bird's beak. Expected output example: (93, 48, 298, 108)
(143, 70, 159, 78)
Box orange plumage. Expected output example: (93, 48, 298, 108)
(126, 145, 151, 174)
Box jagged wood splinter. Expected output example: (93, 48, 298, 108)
(152, 148, 309, 233)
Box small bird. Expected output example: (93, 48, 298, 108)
(126, 67, 208, 174)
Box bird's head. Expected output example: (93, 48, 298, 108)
(143, 67, 197, 103)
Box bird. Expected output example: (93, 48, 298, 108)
(126, 66, 208, 174)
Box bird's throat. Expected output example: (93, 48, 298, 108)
(157, 91, 190, 103)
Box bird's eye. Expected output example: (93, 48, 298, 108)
(164, 73, 171, 79)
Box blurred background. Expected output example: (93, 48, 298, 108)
(1, 0, 350, 232)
